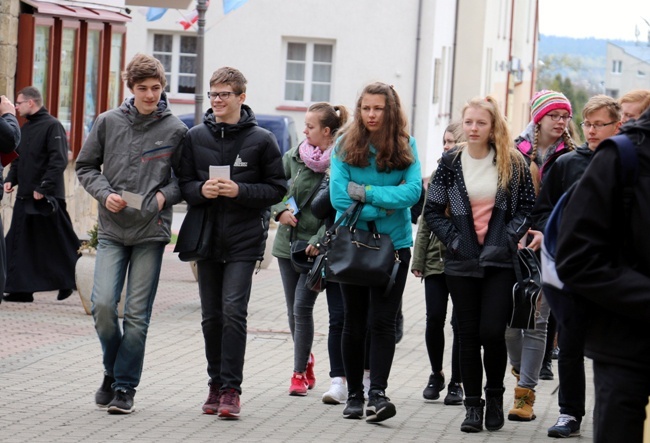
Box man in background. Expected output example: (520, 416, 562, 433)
(3, 87, 79, 303)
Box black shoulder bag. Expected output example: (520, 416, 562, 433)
(289, 174, 326, 274)
(174, 131, 248, 262)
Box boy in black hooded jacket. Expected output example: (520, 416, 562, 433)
(556, 106, 650, 443)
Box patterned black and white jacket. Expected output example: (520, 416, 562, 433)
(423, 146, 536, 278)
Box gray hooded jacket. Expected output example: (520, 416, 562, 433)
(76, 93, 187, 245)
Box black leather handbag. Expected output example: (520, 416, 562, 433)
(305, 254, 327, 292)
(322, 201, 399, 294)
(509, 247, 542, 329)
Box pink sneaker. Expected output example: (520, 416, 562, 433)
(305, 353, 316, 389)
(289, 372, 309, 396)
(217, 388, 240, 419)
(202, 383, 221, 414)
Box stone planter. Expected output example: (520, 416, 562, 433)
(76, 251, 126, 318)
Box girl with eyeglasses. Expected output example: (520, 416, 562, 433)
(504, 90, 577, 424)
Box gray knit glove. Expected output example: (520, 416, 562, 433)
(347, 182, 366, 202)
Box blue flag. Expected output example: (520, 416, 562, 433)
(146, 8, 168, 22)
(223, 0, 249, 14)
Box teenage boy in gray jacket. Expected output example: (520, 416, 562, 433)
(76, 54, 187, 415)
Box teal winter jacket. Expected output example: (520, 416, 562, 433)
(329, 136, 422, 250)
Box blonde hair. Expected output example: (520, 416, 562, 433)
(460, 96, 526, 190)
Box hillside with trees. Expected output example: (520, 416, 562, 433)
(536, 34, 635, 124)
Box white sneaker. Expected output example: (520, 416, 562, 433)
(322, 377, 347, 404)
(363, 370, 371, 399)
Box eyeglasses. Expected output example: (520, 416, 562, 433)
(14, 101, 25, 105)
(545, 114, 572, 122)
(207, 91, 240, 100)
(580, 121, 617, 130)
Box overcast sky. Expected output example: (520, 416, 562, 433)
(539, 0, 650, 41)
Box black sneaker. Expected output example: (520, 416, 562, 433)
(3, 292, 34, 302)
(551, 346, 560, 360)
(444, 382, 464, 405)
(95, 375, 115, 409)
(342, 392, 364, 419)
(107, 389, 134, 414)
(57, 289, 73, 301)
(423, 372, 445, 400)
(539, 360, 554, 380)
(548, 414, 581, 437)
(366, 390, 396, 423)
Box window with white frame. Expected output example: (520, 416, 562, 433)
(152, 33, 197, 95)
(611, 60, 622, 74)
(284, 41, 333, 103)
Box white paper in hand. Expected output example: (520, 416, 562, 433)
(121, 191, 144, 210)
(209, 165, 230, 180)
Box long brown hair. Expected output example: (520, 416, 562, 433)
(338, 82, 413, 171)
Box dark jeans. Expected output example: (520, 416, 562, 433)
(325, 281, 345, 378)
(424, 273, 460, 383)
(341, 248, 411, 395)
(592, 360, 650, 443)
(557, 320, 586, 419)
(197, 259, 256, 394)
(446, 267, 514, 398)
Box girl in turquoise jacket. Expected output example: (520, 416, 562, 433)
(329, 82, 421, 424)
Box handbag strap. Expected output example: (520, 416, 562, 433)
(323, 201, 363, 241)
(290, 176, 327, 244)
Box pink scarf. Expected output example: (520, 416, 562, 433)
(299, 140, 332, 173)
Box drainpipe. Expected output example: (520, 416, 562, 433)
(411, 0, 423, 135)
(194, 0, 207, 126)
(449, 0, 460, 120)
(531, 0, 539, 98)
(505, 0, 515, 116)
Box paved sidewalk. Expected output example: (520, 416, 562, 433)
(0, 247, 594, 442)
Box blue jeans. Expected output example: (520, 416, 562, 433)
(197, 259, 256, 393)
(92, 239, 166, 394)
(505, 293, 551, 389)
(278, 258, 320, 373)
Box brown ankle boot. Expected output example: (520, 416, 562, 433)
(507, 386, 536, 421)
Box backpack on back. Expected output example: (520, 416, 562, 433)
(541, 134, 639, 328)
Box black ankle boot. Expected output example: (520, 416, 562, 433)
(460, 396, 484, 433)
(484, 387, 505, 431)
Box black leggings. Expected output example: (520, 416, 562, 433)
(341, 248, 411, 395)
(446, 267, 514, 398)
(424, 273, 460, 383)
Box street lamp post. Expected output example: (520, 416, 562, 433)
(194, 0, 207, 125)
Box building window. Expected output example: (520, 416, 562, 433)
(108, 32, 125, 109)
(152, 33, 197, 95)
(284, 41, 333, 104)
(432, 58, 441, 104)
(58, 25, 78, 138)
(33, 25, 51, 100)
(638, 70, 646, 77)
(612, 60, 622, 74)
